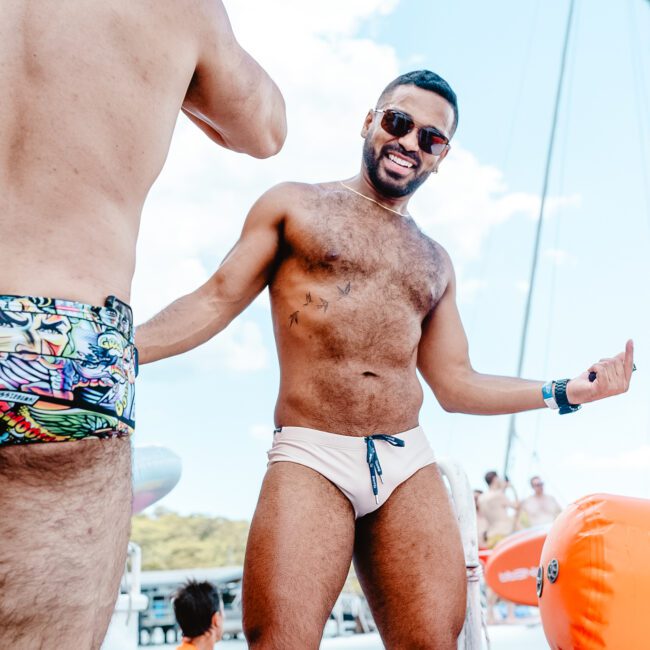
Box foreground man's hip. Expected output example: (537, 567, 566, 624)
(0, 294, 137, 444)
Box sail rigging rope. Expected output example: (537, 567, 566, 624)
(625, 0, 650, 233)
(503, 0, 576, 477)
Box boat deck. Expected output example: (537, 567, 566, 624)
(147, 622, 548, 649)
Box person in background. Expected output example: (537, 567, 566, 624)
(478, 471, 518, 548)
(474, 489, 488, 547)
(478, 471, 519, 624)
(174, 580, 224, 650)
(518, 475, 562, 528)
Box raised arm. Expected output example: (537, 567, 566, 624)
(183, 0, 287, 158)
(136, 184, 288, 364)
(417, 250, 633, 415)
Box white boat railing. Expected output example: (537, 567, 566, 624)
(437, 458, 489, 650)
(102, 542, 149, 650)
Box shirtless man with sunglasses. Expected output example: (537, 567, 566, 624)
(0, 1, 285, 648)
(137, 69, 634, 648)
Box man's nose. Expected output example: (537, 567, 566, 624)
(398, 127, 419, 152)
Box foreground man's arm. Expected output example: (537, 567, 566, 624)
(417, 254, 634, 414)
(183, 0, 287, 158)
(136, 185, 286, 363)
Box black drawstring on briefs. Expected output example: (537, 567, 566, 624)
(364, 434, 406, 504)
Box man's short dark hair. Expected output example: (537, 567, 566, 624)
(484, 471, 498, 487)
(173, 580, 222, 638)
(378, 69, 459, 134)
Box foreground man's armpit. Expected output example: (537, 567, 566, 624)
(0, 295, 136, 445)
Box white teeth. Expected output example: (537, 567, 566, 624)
(387, 153, 413, 168)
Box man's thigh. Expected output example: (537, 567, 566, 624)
(354, 464, 466, 650)
(243, 462, 356, 650)
(0, 437, 132, 650)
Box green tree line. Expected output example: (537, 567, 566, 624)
(132, 508, 362, 592)
(131, 508, 250, 570)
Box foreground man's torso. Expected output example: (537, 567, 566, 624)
(270, 182, 449, 435)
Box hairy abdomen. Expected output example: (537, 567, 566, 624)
(275, 360, 424, 435)
(272, 278, 426, 434)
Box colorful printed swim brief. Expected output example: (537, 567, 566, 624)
(0, 295, 137, 445)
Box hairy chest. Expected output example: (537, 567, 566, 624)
(281, 207, 447, 316)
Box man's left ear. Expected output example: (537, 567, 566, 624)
(360, 109, 374, 138)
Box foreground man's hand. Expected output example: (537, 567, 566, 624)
(567, 339, 635, 405)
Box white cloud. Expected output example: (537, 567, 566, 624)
(225, 0, 400, 45)
(150, 318, 270, 374)
(411, 148, 580, 259)
(457, 277, 487, 303)
(249, 424, 273, 442)
(196, 319, 269, 372)
(564, 445, 650, 471)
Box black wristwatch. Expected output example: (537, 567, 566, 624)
(554, 378, 581, 415)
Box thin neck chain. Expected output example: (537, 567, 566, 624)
(339, 182, 409, 217)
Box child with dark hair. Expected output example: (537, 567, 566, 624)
(173, 580, 224, 649)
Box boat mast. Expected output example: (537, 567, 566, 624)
(503, 0, 576, 478)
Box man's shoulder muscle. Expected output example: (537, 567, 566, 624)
(242, 182, 312, 231)
(256, 181, 311, 209)
(426, 238, 453, 288)
(261, 182, 323, 218)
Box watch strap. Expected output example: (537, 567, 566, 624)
(542, 381, 558, 409)
(554, 378, 581, 415)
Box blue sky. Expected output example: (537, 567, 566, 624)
(132, 0, 650, 519)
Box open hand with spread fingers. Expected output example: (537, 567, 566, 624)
(566, 340, 635, 406)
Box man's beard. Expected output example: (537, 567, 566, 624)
(362, 140, 432, 198)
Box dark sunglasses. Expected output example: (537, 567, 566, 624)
(374, 108, 450, 155)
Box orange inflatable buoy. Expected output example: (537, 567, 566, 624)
(484, 526, 549, 606)
(538, 493, 650, 650)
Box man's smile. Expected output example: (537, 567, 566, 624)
(382, 149, 418, 175)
